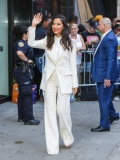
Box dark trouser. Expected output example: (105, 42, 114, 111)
(97, 82, 119, 129)
(18, 83, 34, 120)
(34, 66, 42, 97)
(13, 66, 34, 121)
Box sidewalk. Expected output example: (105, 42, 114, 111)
(0, 100, 120, 160)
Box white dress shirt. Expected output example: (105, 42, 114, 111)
(53, 36, 61, 62)
(93, 29, 111, 60)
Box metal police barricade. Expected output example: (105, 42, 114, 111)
(37, 52, 120, 101)
(77, 50, 97, 101)
(77, 50, 120, 101)
(39, 53, 46, 100)
(39, 53, 46, 74)
(80, 50, 96, 86)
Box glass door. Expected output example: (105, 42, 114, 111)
(0, 0, 9, 98)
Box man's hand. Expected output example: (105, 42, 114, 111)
(72, 88, 78, 95)
(28, 59, 33, 64)
(104, 79, 111, 88)
(85, 41, 91, 45)
(77, 51, 82, 56)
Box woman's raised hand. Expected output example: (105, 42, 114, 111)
(32, 13, 43, 27)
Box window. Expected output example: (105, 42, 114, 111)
(33, 0, 74, 22)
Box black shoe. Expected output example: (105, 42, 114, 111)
(109, 117, 119, 124)
(24, 119, 40, 125)
(18, 119, 24, 122)
(91, 126, 110, 132)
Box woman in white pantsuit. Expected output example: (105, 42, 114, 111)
(28, 13, 78, 155)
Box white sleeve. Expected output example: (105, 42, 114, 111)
(28, 27, 47, 49)
(70, 40, 78, 88)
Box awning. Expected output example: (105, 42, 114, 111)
(77, 0, 93, 29)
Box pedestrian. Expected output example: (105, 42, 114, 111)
(28, 13, 78, 155)
(81, 18, 101, 72)
(91, 18, 119, 132)
(34, 15, 51, 100)
(12, 25, 40, 125)
(69, 23, 86, 82)
(93, 15, 103, 36)
(69, 23, 86, 99)
(81, 18, 101, 49)
(112, 17, 118, 30)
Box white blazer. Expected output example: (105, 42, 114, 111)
(28, 27, 78, 94)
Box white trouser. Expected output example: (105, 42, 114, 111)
(44, 70, 74, 155)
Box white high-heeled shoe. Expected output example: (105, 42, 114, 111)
(65, 145, 70, 148)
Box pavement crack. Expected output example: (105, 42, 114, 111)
(0, 109, 17, 117)
(105, 141, 120, 160)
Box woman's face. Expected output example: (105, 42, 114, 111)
(70, 26, 78, 35)
(52, 18, 64, 37)
(114, 27, 120, 34)
(23, 32, 28, 41)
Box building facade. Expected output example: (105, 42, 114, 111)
(0, 0, 119, 104)
(0, 0, 75, 104)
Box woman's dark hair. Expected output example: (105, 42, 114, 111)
(115, 20, 120, 24)
(114, 24, 120, 29)
(78, 24, 86, 34)
(46, 14, 72, 51)
(12, 25, 27, 39)
(69, 15, 78, 23)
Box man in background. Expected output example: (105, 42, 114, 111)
(81, 18, 100, 72)
(94, 15, 103, 21)
(91, 18, 119, 132)
(94, 15, 103, 36)
(81, 18, 100, 49)
(112, 17, 118, 30)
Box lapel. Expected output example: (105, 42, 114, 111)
(47, 43, 63, 65)
(93, 38, 103, 57)
(93, 30, 112, 59)
(56, 45, 64, 63)
(50, 50, 56, 64)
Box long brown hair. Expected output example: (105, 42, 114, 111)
(46, 14, 72, 51)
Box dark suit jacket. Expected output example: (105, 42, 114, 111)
(92, 30, 119, 82)
(34, 26, 46, 57)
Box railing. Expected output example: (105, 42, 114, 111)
(78, 50, 95, 87)
(39, 53, 46, 73)
(39, 52, 120, 87)
(78, 50, 120, 87)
